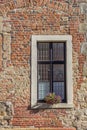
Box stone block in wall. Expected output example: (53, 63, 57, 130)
(80, 3, 87, 14)
(0, 101, 13, 127)
(86, 15, 87, 23)
(81, 42, 87, 55)
(83, 63, 87, 76)
(2, 33, 11, 61)
(79, 23, 87, 33)
(3, 23, 11, 33)
(0, 16, 3, 33)
(81, 42, 87, 76)
(0, 34, 2, 68)
(79, 3, 87, 34)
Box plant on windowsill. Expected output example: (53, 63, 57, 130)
(44, 93, 62, 104)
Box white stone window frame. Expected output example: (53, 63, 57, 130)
(31, 35, 73, 109)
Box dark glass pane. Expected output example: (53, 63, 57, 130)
(38, 82, 50, 100)
(37, 43, 50, 61)
(53, 82, 64, 100)
(37, 42, 66, 101)
(53, 64, 64, 81)
(38, 64, 50, 81)
(53, 43, 64, 61)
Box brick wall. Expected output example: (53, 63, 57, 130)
(0, 34, 2, 69)
(0, 0, 87, 130)
(0, 128, 76, 130)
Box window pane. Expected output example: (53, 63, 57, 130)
(53, 82, 64, 100)
(38, 82, 50, 100)
(53, 64, 64, 81)
(53, 43, 64, 61)
(38, 64, 50, 81)
(37, 43, 50, 61)
(37, 42, 66, 102)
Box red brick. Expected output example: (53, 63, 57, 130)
(0, 35, 2, 69)
(0, 0, 86, 129)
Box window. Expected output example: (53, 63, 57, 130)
(31, 35, 73, 108)
(37, 42, 66, 102)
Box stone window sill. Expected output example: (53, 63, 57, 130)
(31, 103, 74, 109)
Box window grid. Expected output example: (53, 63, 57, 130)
(37, 42, 66, 102)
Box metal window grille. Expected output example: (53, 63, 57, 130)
(37, 42, 66, 102)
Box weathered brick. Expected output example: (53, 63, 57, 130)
(0, 0, 87, 129)
(0, 34, 2, 68)
(0, 128, 76, 130)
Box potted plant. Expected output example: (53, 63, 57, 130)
(44, 93, 62, 104)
